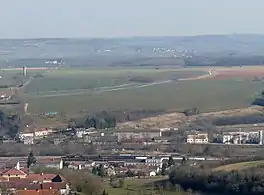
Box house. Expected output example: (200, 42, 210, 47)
(23, 137, 34, 145)
(25, 173, 57, 183)
(1, 167, 27, 179)
(114, 129, 162, 142)
(91, 136, 118, 145)
(187, 133, 209, 144)
(223, 134, 233, 144)
(36, 158, 63, 170)
(34, 128, 53, 137)
(15, 189, 62, 195)
(105, 167, 116, 177)
(67, 162, 82, 170)
(145, 157, 162, 167)
(19, 132, 34, 140)
(76, 128, 87, 138)
(75, 128, 95, 138)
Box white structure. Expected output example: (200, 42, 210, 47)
(24, 103, 28, 115)
(22, 66, 27, 76)
(19, 132, 34, 140)
(34, 128, 53, 137)
(187, 133, 208, 144)
(23, 137, 34, 145)
(149, 171, 157, 177)
(145, 157, 162, 167)
(223, 134, 233, 144)
(259, 130, 263, 145)
(76, 129, 87, 138)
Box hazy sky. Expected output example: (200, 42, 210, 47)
(0, 0, 264, 38)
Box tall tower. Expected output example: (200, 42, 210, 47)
(22, 66, 27, 77)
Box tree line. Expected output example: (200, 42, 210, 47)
(0, 110, 20, 138)
(70, 111, 116, 129)
(169, 165, 264, 195)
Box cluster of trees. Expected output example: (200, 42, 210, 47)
(109, 176, 124, 188)
(70, 111, 116, 129)
(0, 110, 20, 138)
(92, 164, 106, 177)
(169, 165, 264, 195)
(182, 108, 200, 116)
(212, 114, 264, 126)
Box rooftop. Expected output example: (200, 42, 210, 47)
(15, 189, 61, 195)
(26, 173, 57, 182)
(1, 167, 27, 176)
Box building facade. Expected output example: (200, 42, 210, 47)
(187, 133, 208, 144)
(115, 129, 162, 142)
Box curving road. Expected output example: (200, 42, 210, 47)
(27, 80, 173, 98)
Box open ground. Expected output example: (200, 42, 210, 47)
(103, 177, 178, 195)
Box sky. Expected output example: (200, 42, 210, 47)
(0, 0, 264, 38)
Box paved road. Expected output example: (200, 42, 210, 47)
(29, 83, 137, 95)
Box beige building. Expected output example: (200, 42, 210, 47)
(114, 129, 162, 142)
(187, 133, 208, 144)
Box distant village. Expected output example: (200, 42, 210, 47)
(18, 125, 264, 146)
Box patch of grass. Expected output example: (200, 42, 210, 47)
(104, 177, 185, 195)
(212, 161, 264, 172)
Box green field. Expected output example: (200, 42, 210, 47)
(24, 68, 204, 93)
(12, 68, 264, 115)
(25, 79, 264, 114)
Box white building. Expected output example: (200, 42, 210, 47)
(75, 128, 95, 138)
(149, 171, 157, 177)
(223, 134, 233, 144)
(23, 137, 34, 145)
(187, 133, 208, 144)
(34, 128, 53, 137)
(19, 132, 34, 140)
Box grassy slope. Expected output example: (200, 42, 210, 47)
(212, 161, 264, 172)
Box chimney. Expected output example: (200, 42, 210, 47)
(16, 162, 20, 170)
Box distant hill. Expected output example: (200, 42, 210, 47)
(1, 34, 264, 67)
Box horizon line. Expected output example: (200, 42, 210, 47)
(0, 33, 263, 40)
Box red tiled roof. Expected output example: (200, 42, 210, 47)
(2, 168, 27, 176)
(15, 189, 61, 195)
(21, 168, 29, 174)
(1, 181, 67, 190)
(26, 174, 57, 182)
